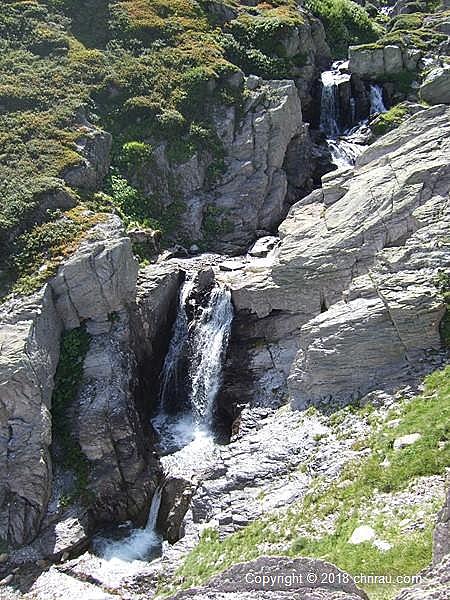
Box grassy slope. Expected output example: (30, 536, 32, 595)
(159, 366, 450, 599)
(0, 0, 379, 298)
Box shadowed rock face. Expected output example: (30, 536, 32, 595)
(218, 105, 450, 412)
(0, 216, 141, 548)
(167, 556, 368, 600)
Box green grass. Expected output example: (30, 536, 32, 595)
(51, 325, 91, 506)
(158, 366, 450, 599)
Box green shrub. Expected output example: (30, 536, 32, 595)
(118, 141, 153, 168)
(305, 0, 381, 58)
(52, 326, 91, 504)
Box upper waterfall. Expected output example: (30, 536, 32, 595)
(320, 62, 374, 168)
(370, 84, 387, 115)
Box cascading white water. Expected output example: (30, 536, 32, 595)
(95, 485, 163, 563)
(320, 69, 341, 139)
(159, 277, 196, 411)
(370, 84, 387, 115)
(320, 63, 374, 168)
(189, 285, 233, 428)
(152, 277, 234, 453)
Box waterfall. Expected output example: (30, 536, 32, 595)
(159, 276, 195, 413)
(370, 84, 387, 115)
(95, 485, 163, 563)
(153, 276, 234, 452)
(320, 70, 341, 139)
(320, 63, 373, 168)
(189, 285, 234, 428)
(146, 485, 163, 531)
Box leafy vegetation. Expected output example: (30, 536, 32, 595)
(159, 366, 450, 599)
(305, 0, 381, 58)
(52, 325, 91, 506)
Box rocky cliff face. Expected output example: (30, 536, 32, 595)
(219, 104, 449, 411)
(0, 217, 142, 548)
(137, 78, 315, 254)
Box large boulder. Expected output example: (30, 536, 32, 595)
(420, 67, 450, 105)
(348, 44, 421, 78)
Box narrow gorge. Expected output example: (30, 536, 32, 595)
(0, 1, 449, 599)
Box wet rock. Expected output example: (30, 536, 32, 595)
(0, 573, 13, 586)
(158, 478, 194, 544)
(32, 508, 89, 560)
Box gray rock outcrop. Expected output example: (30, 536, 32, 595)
(348, 44, 421, 78)
(420, 67, 450, 105)
(218, 104, 450, 410)
(433, 482, 450, 565)
(140, 79, 314, 254)
(0, 286, 62, 547)
(50, 216, 138, 329)
(63, 124, 112, 192)
(0, 217, 140, 548)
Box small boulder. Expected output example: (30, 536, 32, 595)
(393, 433, 422, 450)
(248, 236, 279, 258)
(348, 525, 376, 545)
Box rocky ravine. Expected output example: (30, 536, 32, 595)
(0, 103, 447, 600)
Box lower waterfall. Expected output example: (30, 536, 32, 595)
(94, 485, 163, 563)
